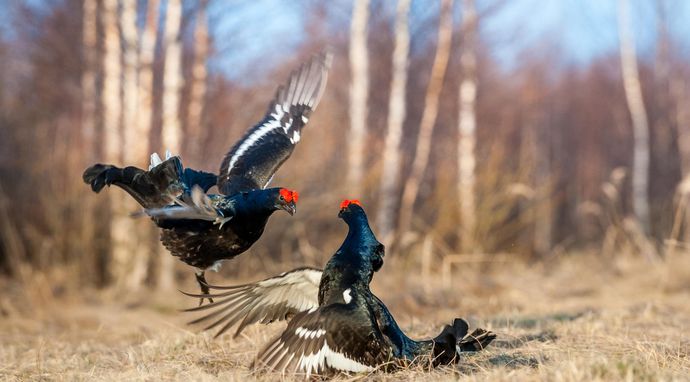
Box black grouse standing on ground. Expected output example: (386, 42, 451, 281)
(83, 53, 331, 302)
(184, 200, 496, 376)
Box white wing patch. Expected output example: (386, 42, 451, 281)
(226, 104, 296, 175)
(297, 341, 374, 377)
(263, 174, 275, 189)
(343, 289, 352, 304)
(295, 327, 326, 339)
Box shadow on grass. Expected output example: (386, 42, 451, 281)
(489, 310, 593, 330)
(492, 329, 558, 349)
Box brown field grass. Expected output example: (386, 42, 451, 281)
(1, 252, 689, 381)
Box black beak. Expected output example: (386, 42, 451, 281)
(282, 202, 296, 216)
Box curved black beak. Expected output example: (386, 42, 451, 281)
(282, 202, 296, 216)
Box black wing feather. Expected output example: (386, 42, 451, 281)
(217, 51, 332, 195)
(254, 302, 390, 376)
(182, 267, 322, 338)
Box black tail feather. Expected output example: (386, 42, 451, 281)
(82, 157, 186, 208)
(458, 328, 496, 352)
(432, 318, 495, 365)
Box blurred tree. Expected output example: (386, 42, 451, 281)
(101, 0, 132, 288)
(617, 0, 651, 234)
(80, 0, 100, 283)
(377, 0, 411, 245)
(185, 0, 210, 162)
(158, 0, 185, 291)
(457, 0, 478, 252)
(120, 0, 150, 290)
(347, 0, 370, 195)
(138, 0, 160, 150)
(398, 0, 454, 241)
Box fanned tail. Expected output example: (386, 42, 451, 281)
(431, 318, 495, 365)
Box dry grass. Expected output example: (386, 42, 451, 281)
(1, 252, 689, 381)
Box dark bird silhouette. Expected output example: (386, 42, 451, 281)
(83, 52, 331, 302)
(184, 200, 495, 375)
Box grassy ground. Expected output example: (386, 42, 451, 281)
(1, 252, 689, 381)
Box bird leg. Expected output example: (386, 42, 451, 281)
(195, 271, 214, 306)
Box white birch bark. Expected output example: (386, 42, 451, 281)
(347, 0, 370, 194)
(138, 0, 160, 152)
(81, 0, 97, 159)
(186, 0, 209, 160)
(617, 0, 651, 234)
(672, 79, 690, 242)
(161, 0, 184, 154)
(457, 0, 477, 252)
(81, 0, 99, 283)
(120, 0, 151, 290)
(102, 0, 121, 165)
(158, 0, 185, 291)
(121, 0, 140, 162)
(376, 0, 411, 244)
(398, 0, 454, 238)
(674, 81, 690, 176)
(102, 0, 129, 285)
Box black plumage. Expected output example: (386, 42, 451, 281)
(185, 200, 495, 375)
(82, 52, 331, 301)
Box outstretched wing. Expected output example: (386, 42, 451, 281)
(217, 51, 332, 195)
(183, 267, 322, 338)
(254, 302, 390, 377)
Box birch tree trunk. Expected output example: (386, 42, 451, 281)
(81, 0, 99, 283)
(161, 0, 184, 154)
(675, 82, 690, 176)
(457, 0, 478, 252)
(119, 0, 151, 290)
(528, 112, 553, 258)
(138, 0, 160, 148)
(617, 0, 651, 234)
(81, 0, 97, 160)
(397, 0, 454, 239)
(347, 0, 370, 194)
(185, 0, 209, 162)
(376, 0, 411, 244)
(158, 0, 185, 291)
(672, 79, 690, 242)
(102, 0, 128, 286)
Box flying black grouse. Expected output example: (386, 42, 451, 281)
(184, 200, 496, 376)
(83, 52, 331, 302)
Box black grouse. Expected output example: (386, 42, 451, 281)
(83, 52, 331, 302)
(184, 200, 496, 376)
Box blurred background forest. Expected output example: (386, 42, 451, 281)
(1, 0, 690, 294)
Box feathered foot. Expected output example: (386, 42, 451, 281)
(195, 271, 214, 306)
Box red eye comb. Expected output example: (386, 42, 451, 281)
(280, 189, 298, 203)
(340, 199, 362, 209)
